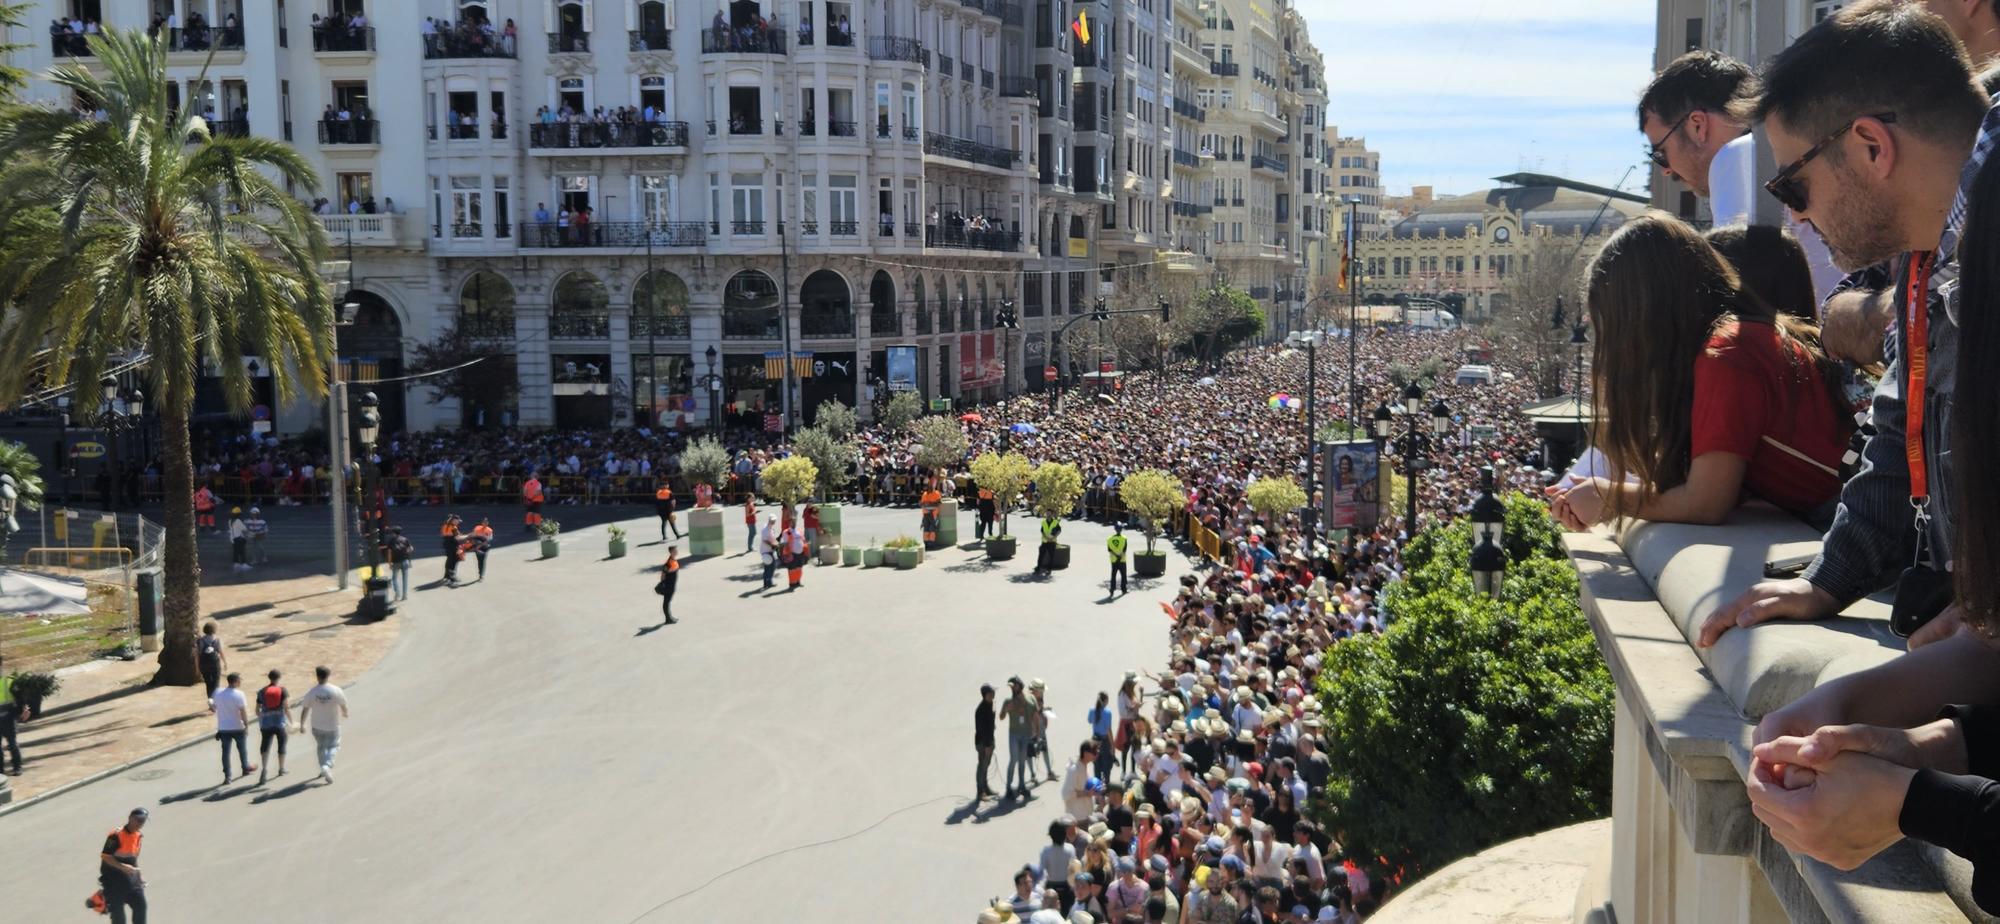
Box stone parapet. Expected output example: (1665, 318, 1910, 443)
(1568, 504, 1989, 924)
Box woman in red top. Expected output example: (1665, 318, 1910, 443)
(1549, 215, 1849, 530)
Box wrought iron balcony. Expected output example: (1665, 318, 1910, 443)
(628, 29, 671, 51)
(313, 25, 373, 52)
(924, 224, 1022, 252)
(458, 315, 515, 339)
(924, 132, 1020, 170)
(528, 121, 689, 149)
(519, 221, 709, 248)
(446, 122, 480, 140)
(828, 120, 857, 138)
(731, 220, 766, 235)
(630, 312, 692, 338)
(867, 35, 924, 63)
(701, 26, 786, 54)
(318, 119, 378, 144)
(547, 31, 590, 53)
(50, 32, 91, 57)
(1209, 60, 1239, 77)
(422, 28, 515, 58)
(550, 313, 610, 339)
(830, 220, 858, 236)
(998, 76, 1038, 98)
(169, 26, 242, 52)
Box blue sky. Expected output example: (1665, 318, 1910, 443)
(1296, 0, 1657, 197)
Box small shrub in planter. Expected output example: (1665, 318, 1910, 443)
(606, 524, 628, 559)
(537, 520, 562, 559)
(7, 670, 59, 717)
(1120, 469, 1184, 578)
(862, 539, 885, 569)
(841, 546, 862, 567)
(885, 535, 922, 570)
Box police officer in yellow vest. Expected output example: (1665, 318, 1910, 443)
(1107, 523, 1129, 596)
(0, 653, 21, 774)
(1033, 515, 1062, 576)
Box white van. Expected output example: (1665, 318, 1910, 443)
(1454, 364, 1495, 386)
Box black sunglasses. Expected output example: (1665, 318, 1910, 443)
(1647, 109, 1697, 169)
(1764, 112, 1897, 213)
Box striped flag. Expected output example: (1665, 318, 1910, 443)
(763, 351, 785, 380)
(793, 351, 815, 379)
(1338, 208, 1354, 291)
(1072, 9, 1090, 45)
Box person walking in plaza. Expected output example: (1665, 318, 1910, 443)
(244, 506, 269, 565)
(212, 672, 255, 784)
(975, 683, 997, 800)
(743, 495, 759, 553)
(196, 621, 226, 706)
(298, 665, 348, 784)
(97, 808, 148, 924)
(386, 526, 414, 601)
(654, 482, 682, 540)
(0, 653, 24, 775)
(227, 506, 248, 572)
(802, 502, 820, 560)
(976, 485, 996, 540)
(1063, 740, 1099, 820)
(760, 514, 779, 589)
(1000, 676, 1035, 800)
(782, 520, 807, 590)
(1085, 690, 1115, 784)
(921, 480, 943, 547)
(1107, 523, 1129, 596)
(255, 669, 289, 784)
(193, 482, 217, 532)
(656, 545, 680, 625)
(440, 514, 464, 586)
(520, 471, 545, 533)
(1034, 514, 1062, 576)
(1029, 679, 1056, 782)
(470, 517, 494, 581)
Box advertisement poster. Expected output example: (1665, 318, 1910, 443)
(1323, 440, 1382, 532)
(959, 332, 1003, 387)
(886, 345, 918, 392)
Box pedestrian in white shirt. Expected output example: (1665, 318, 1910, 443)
(297, 666, 349, 784)
(1061, 740, 1098, 819)
(212, 672, 255, 784)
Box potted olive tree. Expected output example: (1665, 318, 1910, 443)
(912, 414, 967, 547)
(793, 422, 854, 563)
(680, 436, 732, 557)
(969, 450, 1032, 561)
(1119, 469, 1185, 578)
(1030, 461, 1084, 571)
(537, 519, 562, 559)
(606, 524, 628, 559)
(1246, 476, 1309, 529)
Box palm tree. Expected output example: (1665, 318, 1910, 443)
(0, 29, 332, 684)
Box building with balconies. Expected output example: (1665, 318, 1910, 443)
(1197, 0, 1304, 337)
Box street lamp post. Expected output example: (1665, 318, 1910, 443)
(703, 345, 722, 433)
(1469, 464, 1507, 597)
(354, 391, 394, 620)
(1372, 383, 1450, 534)
(96, 373, 145, 512)
(1287, 330, 1322, 537)
(996, 298, 1019, 401)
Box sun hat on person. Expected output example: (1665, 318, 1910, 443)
(1087, 821, 1111, 839)
(1068, 910, 1096, 924)
(1206, 765, 1228, 784)
(979, 904, 1016, 924)
(1115, 857, 1137, 874)
(1219, 855, 1247, 874)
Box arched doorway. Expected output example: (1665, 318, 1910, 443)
(632, 270, 692, 427)
(722, 270, 780, 339)
(457, 271, 515, 338)
(549, 272, 611, 428)
(454, 272, 518, 429)
(869, 271, 898, 336)
(799, 270, 853, 338)
(336, 290, 406, 436)
(912, 276, 929, 335)
(550, 271, 609, 338)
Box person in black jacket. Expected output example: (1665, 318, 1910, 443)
(975, 683, 996, 801)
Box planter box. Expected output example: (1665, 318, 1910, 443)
(934, 497, 959, 546)
(841, 546, 862, 567)
(987, 535, 1018, 560)
(540, 539, 560, 559)
(817, 544, 841, 566)
(1134, 550, 1168, 577)
(894, 546, 920, 569)
(817, 502, 843, 538)
(863, 547, 885, 568)
(686, 506, 726, 558)
(1050, 543, 1070, 570)
(608, 538, 627, 559)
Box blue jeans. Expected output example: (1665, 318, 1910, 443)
(217, 729, 250, 776)
(1005, 734, 1031, 794)
(746, 523, 757, 551)
(390, 561, 410, 600)
(313, 729, 341, 771)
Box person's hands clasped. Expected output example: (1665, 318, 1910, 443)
(1542, 478, 1607, 532)
(1746, 747, 1916, 871)
(1697, 577, 1839, 647)
(1756, 718, 1968, 777)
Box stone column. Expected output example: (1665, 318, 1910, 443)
(608, 304, 634, 426)
(689, 298, 724, 432)
(515, 308, 553, 426)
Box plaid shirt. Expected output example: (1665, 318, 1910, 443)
(1804, 101, 2000, 601)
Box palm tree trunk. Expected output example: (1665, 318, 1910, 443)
(150, 407, 201, 686)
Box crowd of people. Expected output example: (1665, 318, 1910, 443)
(418, 15, 518, 57)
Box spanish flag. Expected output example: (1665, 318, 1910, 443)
(1072, 9, 1090, 45)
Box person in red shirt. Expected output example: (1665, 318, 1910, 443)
(1549, 215, 1849, 529)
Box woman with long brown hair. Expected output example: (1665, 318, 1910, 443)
(1548, 214, 1849, 530)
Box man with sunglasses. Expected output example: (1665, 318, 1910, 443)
(1692, 0, 2000, 881)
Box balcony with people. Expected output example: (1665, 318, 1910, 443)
(420, 15, 517, 58)
(923, 210, 1021, 253)
(701, 6, 786, 55)
(528, 116, 689, 151)
(521, 213, 708, 250)
(318, 117, 378, 145)
(311, 12, 372, 53)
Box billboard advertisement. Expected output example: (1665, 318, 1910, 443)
(1323, 440, 1382, 532)
(959, 332, 1003, 387)
(886, 344, 919, 392)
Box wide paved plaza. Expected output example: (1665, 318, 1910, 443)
(0, 504, 1188, 922)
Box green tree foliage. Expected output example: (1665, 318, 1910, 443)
(969, 451, 1032, 537)
(1246, 477, 1308, 522)
(0, 30, 332, 686)
(791, 425, 853, 498)
(1118, 469, 1185, 554)
(0, 4, 27, 101)
(882, 391, 924, 431)
(912, 415, 968, 472)
(758, 456, 819, 510)
(813, 400, 858, 440)
(407, 324, 518, 426)
(1030, 461, 1085, 520)
(679, 437, 731, 498)
(0, 439, 46, 512)
(1315, 494, 1612, 875)
(1171, 286, 1267, 365)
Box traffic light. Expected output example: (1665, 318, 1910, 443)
(1158, 296, 1171, 323)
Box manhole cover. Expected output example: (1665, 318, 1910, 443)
(127, 769, 171, 782)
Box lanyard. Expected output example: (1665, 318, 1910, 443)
(1904, 251, 1937, 547)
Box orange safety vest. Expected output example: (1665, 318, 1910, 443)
(522, 478, 544, 504)
(666, 558, 680, 573)
(655, 486, 673, 502)
(978, 488, 994, 501)
(921, 489, 942, 507)
(440, 523, 458, 537)
(193, 488, 216, 511)
(472, 525, 493, 541)
(107, 827, 141, 861)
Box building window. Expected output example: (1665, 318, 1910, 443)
(731, 172, 764, 229)
(642, 175, 673, 225)
(451, 176, 483, 237)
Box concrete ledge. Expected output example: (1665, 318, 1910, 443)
(1568, 522, 1978, 923)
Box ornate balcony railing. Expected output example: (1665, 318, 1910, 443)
(867, 35, 923, 63)
(49, 33, 91, 57)
(459, 315, 515, 339)
(422, 28, 515, 58)
(628, 29, 671, 51)
(731, 220, 766, 235)
(519, 221, 709, 248)
(169, 26, 243, 52)
(318, 119, 378, 144)
(829, 220, 858, 236)
(701, 26, 786, 54)
(528, 121, 689, 149)
(446, 122, 480, 140)
(313, 25, 373, 52)
(630, 312, 692, 338)
(1209, 60, 1239, 77)
(924, 225, 1021, 252)
(550, 313, 610, 339)
(998, 76, 1038, 98)
(923, 131, 1020, 170)
(547, 31, 590, 53)
(828, 120, 857, 137)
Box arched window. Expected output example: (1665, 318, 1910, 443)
(937, 274, 954, 332)
(457, 271, 515, 337)
(913, 276, 930, 335)
(869, 271, 899, 337)
(550, 271, 609, 338)
(632, 271, 690, 338)
(555, 1, 587, 48)
(957, 278, 972, 331)
(799, 270, 853, 338)
(723, 269, 780, 338)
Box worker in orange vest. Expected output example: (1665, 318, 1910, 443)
(470, 517, 494, 581)
(976, 486, 997, 540)
(440, 515, 465, 586)
(655, 545, 680, 625)
(193, 484, 218, 532)
(96, 807, 148, 922)
(521, 473, 544, 532)
(654, 483, 682, 540)
(920, 481, 943, 547)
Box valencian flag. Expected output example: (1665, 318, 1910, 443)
(763, 351, 816, 379)
(1072, 9, 1090, 45)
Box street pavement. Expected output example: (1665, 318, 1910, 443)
(0, 503, 1188, 922)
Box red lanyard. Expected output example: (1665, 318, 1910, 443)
(1905, 251, 1935, 503)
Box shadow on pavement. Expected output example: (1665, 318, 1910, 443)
(250, 778, 317, 804)
(634, 622, 673, 637)
(942, 560, 1005, 574)
(160, 782, 221, 804)
(945, 790, 1039, 825)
